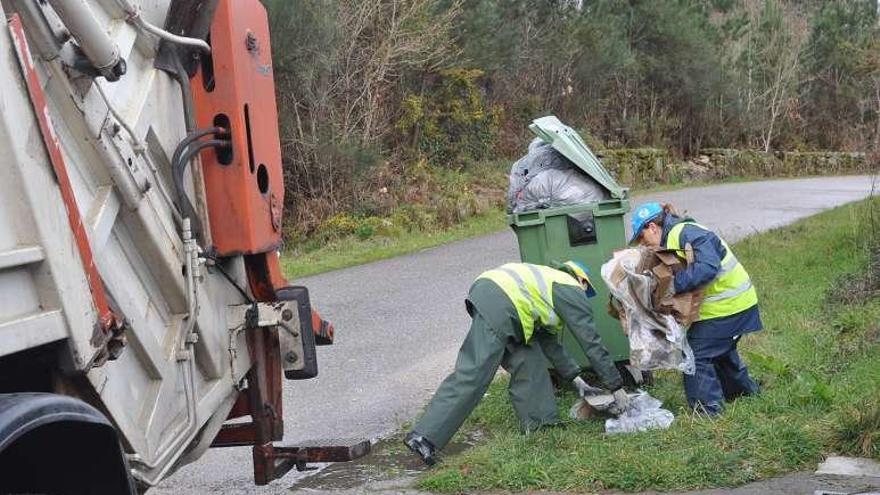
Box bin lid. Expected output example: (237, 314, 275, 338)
(529, 115, 628, 200)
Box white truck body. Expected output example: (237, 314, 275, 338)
(0, 0, 307, 487)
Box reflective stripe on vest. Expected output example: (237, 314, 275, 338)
(477, 263, 581, 342)
(666, 222, 758, 320)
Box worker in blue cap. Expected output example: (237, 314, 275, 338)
(630, 202, 761, 416)
(404, 261, 629, 465)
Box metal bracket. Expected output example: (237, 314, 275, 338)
(252, 440, 371, 486)
(227, 301, 308, 376)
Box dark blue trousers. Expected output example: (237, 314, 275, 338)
(684, 336, 759, 415)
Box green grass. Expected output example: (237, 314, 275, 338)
(281, 210, 508, 279)
(417, 197, 880, 493)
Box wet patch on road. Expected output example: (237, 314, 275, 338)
(288, 431, 484, 491)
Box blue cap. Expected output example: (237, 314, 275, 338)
(629, 202, 664, 244)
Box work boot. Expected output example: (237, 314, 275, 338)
(404, 431, 437, 466)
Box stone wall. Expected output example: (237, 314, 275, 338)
(595, 148, 873, 189)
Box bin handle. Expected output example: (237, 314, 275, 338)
(513, 212, 545, 227)
(593, 200, 628, 217)
(597, 200, 622, 210)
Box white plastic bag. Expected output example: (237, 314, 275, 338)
(601, 248, 695, 375)
(605, 392, 674, 434)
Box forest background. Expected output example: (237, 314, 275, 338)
(261, 0, 880, 248)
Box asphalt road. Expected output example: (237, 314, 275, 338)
(155, 175, 877, 494)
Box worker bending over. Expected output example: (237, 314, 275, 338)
(404, 261, 629, 466)
(630, 202, 761, 416)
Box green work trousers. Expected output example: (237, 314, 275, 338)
(413, 312, 559, 450)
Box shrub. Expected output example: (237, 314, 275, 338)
(396, 68, 501, 168)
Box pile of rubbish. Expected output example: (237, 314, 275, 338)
(601, 247, 700, 375)
(604, 392, 675, 434)
(569, 390, 675, 434)
(507, 138, 609, 213)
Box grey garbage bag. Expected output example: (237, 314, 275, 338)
(604, 391, 674, 434)
(508, 139, 608, 213)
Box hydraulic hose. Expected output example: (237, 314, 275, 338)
(170, 47, 197, 134)
(172, 128, 226, 177)
(115, 0, 211, 53)
(172, 134, 229, 238)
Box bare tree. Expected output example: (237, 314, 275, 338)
(268, 0, 460, 220)
(759, 27, 803, 153)
(734, 0, 807, 152)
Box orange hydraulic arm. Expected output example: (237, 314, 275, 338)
(187, 0, 355, 484)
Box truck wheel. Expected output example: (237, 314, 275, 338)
(0, 393, 135, 494)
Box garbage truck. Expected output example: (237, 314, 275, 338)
(0, 0, 367, 492)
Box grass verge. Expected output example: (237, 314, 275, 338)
(417, 197, 880, 493)
(281, 209, 508, 279)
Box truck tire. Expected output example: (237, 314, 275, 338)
(0, 393, 135, 494)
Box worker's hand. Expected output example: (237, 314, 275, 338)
(608, 388, 631, 416)
(572, 376, 603, 398)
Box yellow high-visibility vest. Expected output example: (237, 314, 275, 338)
(666, 222, 758, 320)
(477, 263, 581, 342)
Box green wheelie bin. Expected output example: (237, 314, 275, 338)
(509, 116, 631, 366)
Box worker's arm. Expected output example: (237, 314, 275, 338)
(672, 224, 723, 293)
(552, 283, 624, 391)
(533, 331, 580, 381)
